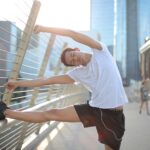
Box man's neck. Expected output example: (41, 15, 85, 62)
(83, 53, 92, 66)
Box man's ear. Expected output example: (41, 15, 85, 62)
(74, 48, 80, 51)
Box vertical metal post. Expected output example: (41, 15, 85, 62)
(46, 42, 68, 101)
(30, 35, 56, 106)
(3, 0, 41, 104)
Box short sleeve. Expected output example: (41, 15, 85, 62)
(67, 67, 85, 83)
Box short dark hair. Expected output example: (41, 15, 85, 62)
(61, 48, 75, 66)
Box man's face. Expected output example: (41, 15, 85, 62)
(65, 50, 83, 66)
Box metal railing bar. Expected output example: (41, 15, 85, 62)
(11, 99, 30, 107)
(0, 136, 20, 149)
(19, 71, 38, 76)
(30, 34, 49, 47)
(16, 16, 29, 27)
(16, 77, 33, 80)
(0, 132, 20, 145)
(37, 87, 50, 92)
(12, 89, 33, 94)
(0, 77, 8, 80)
(0, 26, 21, 41)
(0, 69, 11, 72)
(0, 58, 16, 63)
(22, 0, 33, 9)
(0, 126, 22, 140)
(11, 94, 32, 100)
(27, 123, 39, 129)
(28, 35, 50, 48)
(0, 48, 17, 55)
(6, 141, 19, 150)
(32, 32, 51, 44)
(25, 50, 39, 58)
(23, 57, 40, 65)
(21, 64, 39, 70)
(25, 127, 39, 137)
(14, 2, 31, 18)
(0, 36, 19, 47)
(36, 97, 47, 102)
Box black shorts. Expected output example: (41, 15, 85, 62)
(74, 103, 125, 150)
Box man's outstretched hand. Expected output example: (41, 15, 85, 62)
(34, 25, 43, 34)
(0, 101, 9, 120)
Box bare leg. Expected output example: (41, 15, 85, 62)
(105, 145, 113, 150)
(145, 101, 150, 115)
(139, 101, 144, 114)
(4, 105, 80, 123)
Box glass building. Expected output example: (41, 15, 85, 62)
(90, 0, 114, 47)
(138, 0, 150, 47)
(90, 0, 128, 80)
(91, 0, 150, 82)
(114, 0, 126, 78)
(125, 0, 150, 81)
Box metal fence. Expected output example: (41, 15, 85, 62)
(0, 0, 88, 149)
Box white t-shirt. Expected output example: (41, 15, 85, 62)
(67, 42, 128, 108)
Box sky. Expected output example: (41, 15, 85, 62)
(0, 0, 90, 31)
(37, 0, 90, 31)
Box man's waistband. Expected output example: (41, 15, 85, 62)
(109, 106, 123, 111)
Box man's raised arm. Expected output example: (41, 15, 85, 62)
(34, 25, 102, 50)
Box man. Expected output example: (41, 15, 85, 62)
(139, 79, 150, 115)
(0, 25, 128, 150)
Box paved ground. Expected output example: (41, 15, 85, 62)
(121, 102, 150, 150)
(34, 102, 150, 150)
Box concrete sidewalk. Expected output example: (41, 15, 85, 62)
(121, 102, 150, 150)
(34, 102, 150, 150)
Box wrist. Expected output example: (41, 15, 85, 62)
(39, 25, 45, 32)
(17, 80, 24, 87)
